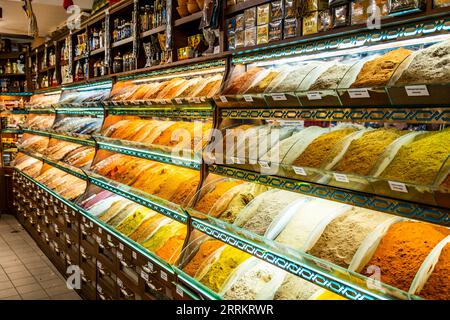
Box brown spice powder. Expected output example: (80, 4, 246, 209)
(419, 243, 450, 300)
(351, 48, 412, 88)
(361, 221, 450, 292)
(293, 128, 356, 168)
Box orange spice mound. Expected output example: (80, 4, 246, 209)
(129, 215, 164, 243)
(193, 180, 243, 214)
(361, 221, 450, 292)
(156, 233, 187, 264)
(183, 240, 225, 277)
(419, 243, 450, 300)
(351, 48, 412, 88)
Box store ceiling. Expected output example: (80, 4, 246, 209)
(0, 0, 94, 37)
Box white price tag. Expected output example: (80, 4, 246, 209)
(333, 173, 349, 183)
(243, 95, 254, 102)
(160, 270, 168, 282)
(117, 251, 123, 259)
(119, 243, 124, 251)
(175, 98, 183, 104)
(117, 278, 123, 288)
(80, 247, 85, 253)
(132, 251, 137, 259)
(293, 166, 307, 176)
(98, 227, 102, 234)
(259, 160, 270, 169)
(176, 286, 184, 297)
(271, 93, 287, 101)
(90, 221, 94, 228)
(405, 85, 429, 97)
(348, 88, 370, 99)
(107, 234, 111, 241)
(141, 271, 149, 282)
(96, 235, 102, 243)
(96, 261, 102, 268)
(388, 181, 408, 193)
(147, 262, 154, 272)
(219, 96, 228, 103)
(306, 92, 322, 100)
(96, 284, 103, 293)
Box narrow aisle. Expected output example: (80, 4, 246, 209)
(0, 214, 81, 300)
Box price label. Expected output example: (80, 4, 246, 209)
(141, 270, 149, 282)
(90, 221, 94, 228)
(306, 92, 322, 100)
(219, 96, 228, 103)
(116, 251, 123, 259)
(348, 89, 370, 99)
(96, 261, 102, 268)
(243, 95, 253, 102)
(293, 166, 307, 176)
(107, 234, 112, 241)
(176, 286, 184, 297)
(132, 251, 137, 259)
(147, 262, 154, 272)
(405, 85, 429, 97)
(95, 235, 102, 244)
(271, 93, 287, 101)
(119, 243, 124, 251)
(333, 173, 349, 183)
(117, 278, 123, 288)
(80, 247, 85, 254)
(96, 284, 103, 293)
(160, 270, 168, 282)
(388, 181, 408, 193)
(175, 98, 183, 104)
(259, 160, 270, 169)
(98, 227, 102, 234)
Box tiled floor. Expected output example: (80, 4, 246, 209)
(0, 214, 81, 300)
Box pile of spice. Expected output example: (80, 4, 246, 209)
(209, 183, 269, 224)
(274, 274, 321, 300)
(222, 260, 280, 300)
(155, 230, 187, 264)
(361, 221, 450, 291)
(194, 179, 243, 214)
(223, 67, 263, 94)
(308, 207, 392, 268)
(115, 207, 155, 236)
(235, 190, 304, 236)
(333, 129, 407, 176)
(351, 48, 412, 88)
(395, 40, 450, 86)
(380, 128, 450, 185)
(267, 63, 322, 93)
(293, 128, 357, 168)
(142, 221, 185, 253)
(197, 246, 251, 292)
(275, 199, 348, 250)
(183, 239, 225, 277)
(419, 243, 450, 300)
(246, 69, 280, 94)
(309, 63, 352, 90)
(129, 215, 166, 243)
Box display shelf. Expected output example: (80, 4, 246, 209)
(0, 73, 26, 77)
(1, 129, 22, 134)
(77, 206, 176, 278)
(15, 169, 79, 212)
(89, 47, 105, 56)
(24, 108, 55, 114)
(140, 25, 166, 38)
(85, 172, 188, 224)
(111, 37, 133, 49)
(224, 0, 270, 15)
(173, 269, 222, 300)
(21, 128, 95, 147)
(0, 92, 33, 96)
(229, 9, 450, 59)
(55, 107, 104, 116)
(186, 213, 415, 301)
(94, 139, 201, 170)
(174, 12, 203, 27)
(104, 105, 213, 119)
(207, 165, 450, 227)
(17, 147, 87, 181)
(217, 106, 450, 125)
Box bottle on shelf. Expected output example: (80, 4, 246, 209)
(112, 52, 123, 74)
(99, 22, 105, 48)
(113, 19, 119, 42)
(5, 60, 12, 74)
